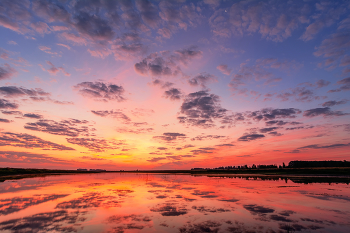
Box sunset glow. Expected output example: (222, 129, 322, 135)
(0, 0, 349, 170)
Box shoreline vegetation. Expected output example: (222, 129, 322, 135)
(1, 166, 350, 183)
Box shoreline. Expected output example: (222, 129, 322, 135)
(1, 167, 350, 175)
(1, 172, 349, 184)
(1, 167, 350, 183)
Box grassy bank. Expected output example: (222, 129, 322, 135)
(0, 167, 102, 182)
(0, 167, 97, 176)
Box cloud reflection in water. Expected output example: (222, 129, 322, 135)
(0, 173, 349, 232)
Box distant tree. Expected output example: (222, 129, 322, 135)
(283, 162, 286, 168)
(252, 164, 256, 169)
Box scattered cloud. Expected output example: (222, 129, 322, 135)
(215, 143, 234, 147)
(276, 86, 325, 102)
(238, 134, 265, 142)
(38, 46, 59, 56)
(0, 132, 75, 151)
(0, 86, 67, 105)
(216, 64, 231, 75)
(147, 157, 166, 163)
(151, 79, 174, 89)
(303, 107, 348, 118)
(178, 90, 227, 128)
(7, 41, 17, 45)
(322, 99, 348, 107)
(0, 64, 17, 80)
(153, 133, 187, 142)
(111, 32, 147, 60)
(116, 127, 154, 134)
(246, 108, 302, 121)
(314, 31, 350, 74)
(191, 135, 226, 141)
(24, 118, 95, 137)
(0, 118, 11, 123)
(56, 43, 71, 50)
(130, 108, 154, 117)
(328, 77, 350, 93)
(265, 120, 299, 126)
(164, 88, 182, 101)
(23, 113, 43, 119)
(134, 47, 202, 77)
(40, 61, 70, 76)
(315, 79, 330, 88)
(91, 110, 131, 122)
(300, 2, 345, 41)
(259, 127, 279, 133)
(75, 82, 126, 102)
(66, 138, 124, 152)
(0, 86, 50, 98)
(188, 73, 217, 88)
(229, 58, 302, 95)
(59, 32, 87, 45)
(191, 148, 214, 155)
(298, 143, 350, 150)
(0, 99, 18, 109)
(210, 1, 347, 42)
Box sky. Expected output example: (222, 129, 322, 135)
(0, 0, 349, 170)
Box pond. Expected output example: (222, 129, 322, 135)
(0, 173, 349, 232)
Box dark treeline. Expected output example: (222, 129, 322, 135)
(192, 160, 350, 170)
(288, 160, 350, 168)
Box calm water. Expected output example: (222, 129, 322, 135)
(0, 173, 349, 233)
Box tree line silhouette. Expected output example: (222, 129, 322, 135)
(192, 160, 350, 170)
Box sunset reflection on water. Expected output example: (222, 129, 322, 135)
(0, 173, 349, 233)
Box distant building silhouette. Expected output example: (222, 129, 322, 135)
(77, 168, 106, 172)
(89, 169, 106, 172)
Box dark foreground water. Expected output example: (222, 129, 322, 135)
(0, 173, 349, 233)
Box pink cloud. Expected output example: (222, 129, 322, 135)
(40, 61, 71, 76)
(56, 43, 71, 50)
(217, 64, 231, 75)
(0, 64, 17, 80)
(0, 15, 21, 33)
(87, 48, 112, 59)
(51, 26, 69, 31)
(60, 32, 87, 45)
(31, 22, 50, 35)
(39, 46, 59, 56)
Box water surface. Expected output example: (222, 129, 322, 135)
(0, 173, 349, 232)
